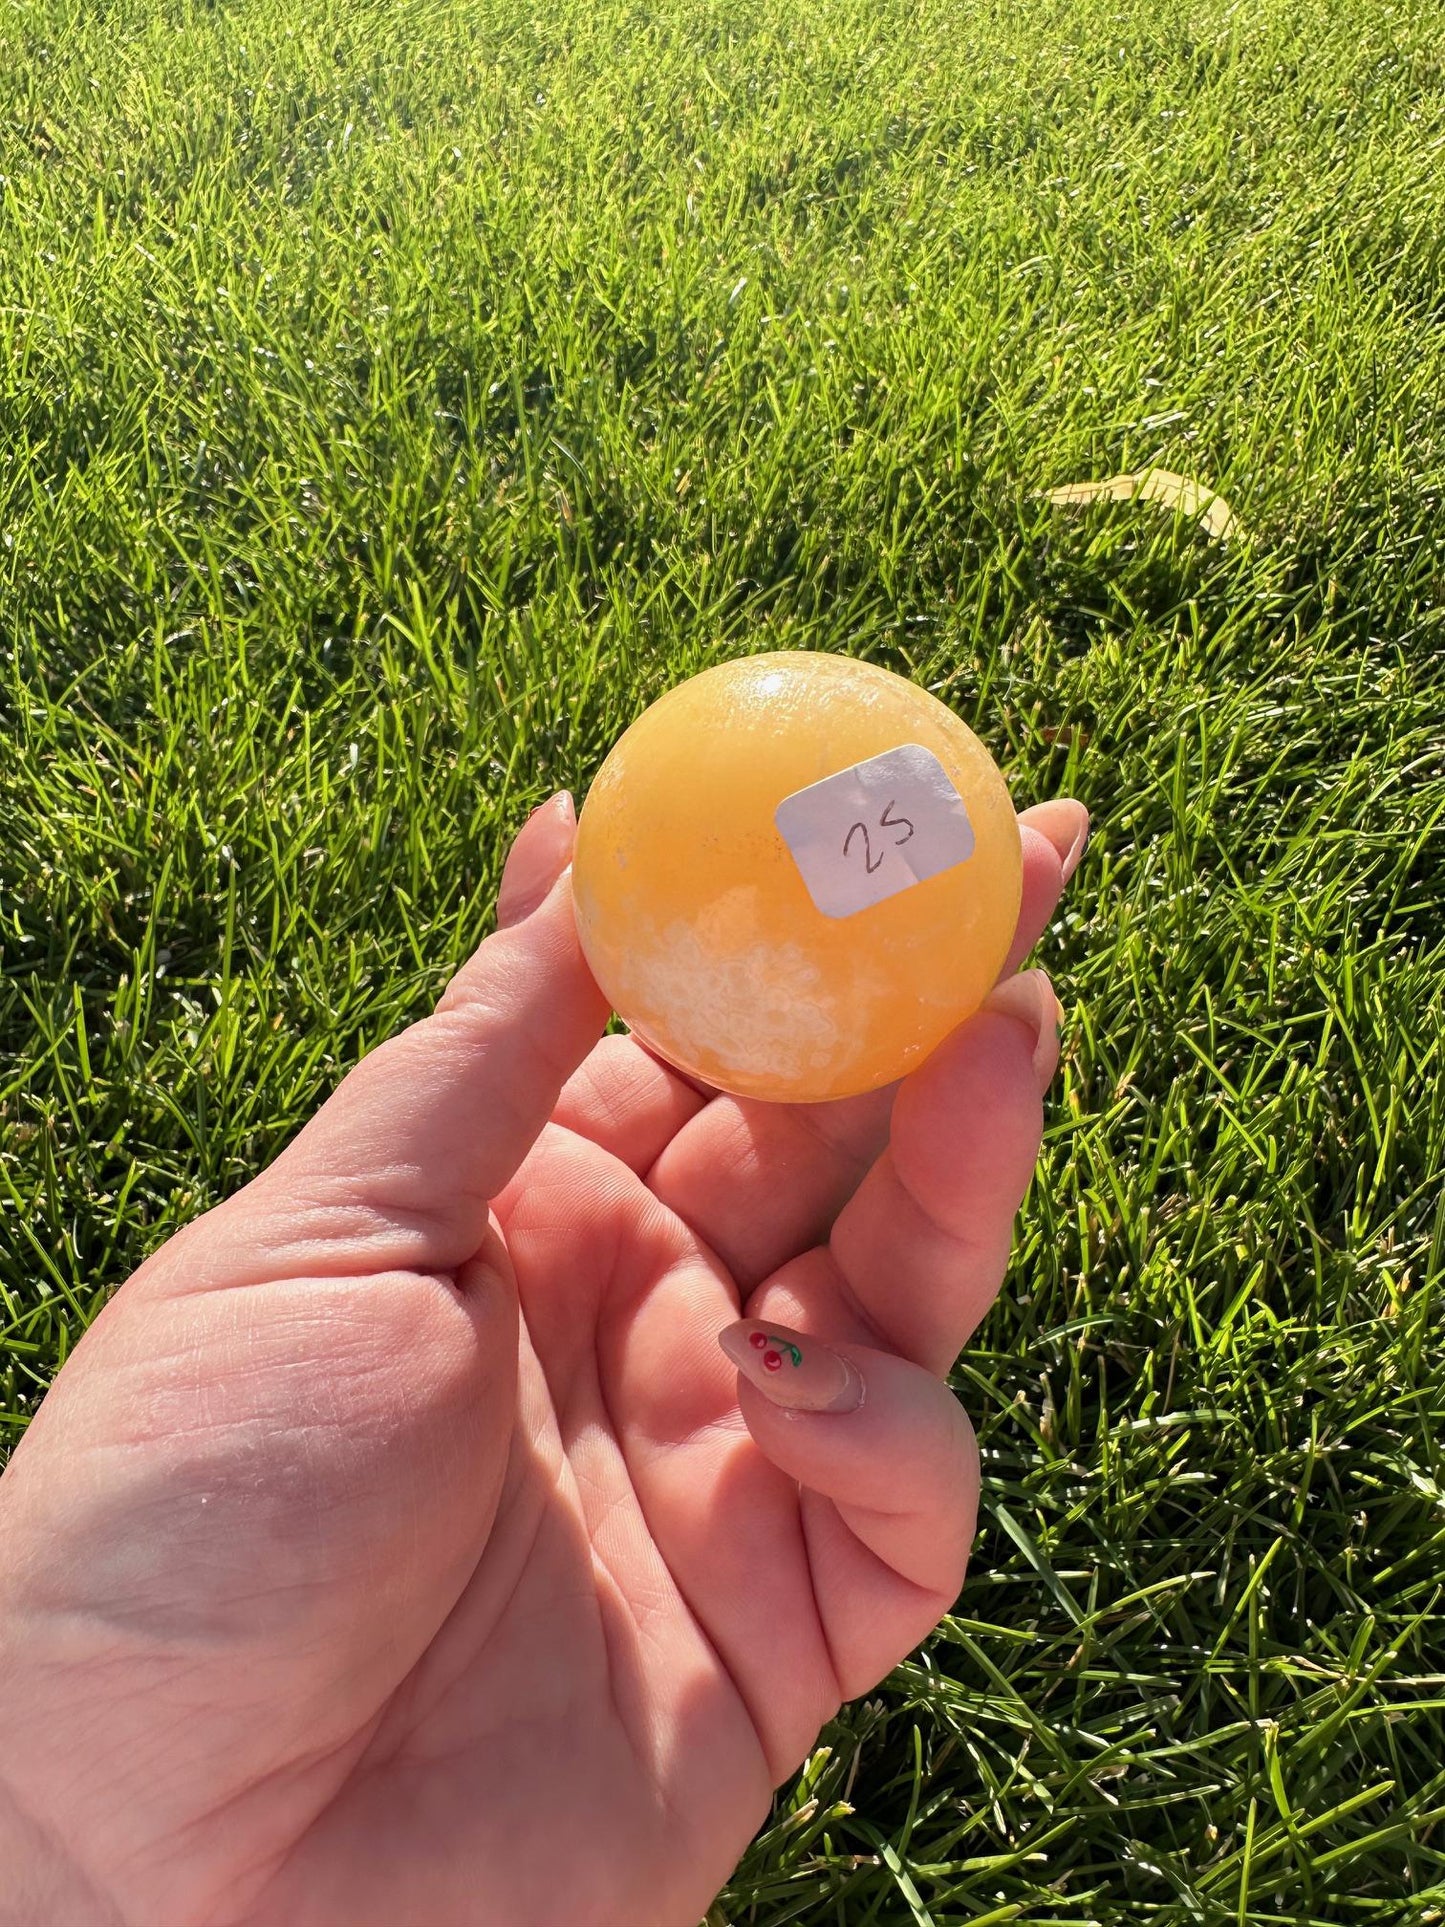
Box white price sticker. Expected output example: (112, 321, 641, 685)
(774, 743, 976, 920)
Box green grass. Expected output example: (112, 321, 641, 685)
(4, 0, 1445, 1916)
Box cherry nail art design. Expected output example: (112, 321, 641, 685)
(718, 1319, 863, 1414)
(748, 1330, 803, 1373)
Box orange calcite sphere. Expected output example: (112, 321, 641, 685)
(571, 652, 1022, 1103)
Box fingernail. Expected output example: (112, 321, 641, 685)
(496, 792, 576, 928)
(980, 968, 1061, 1089)
(1025, 798, 1091, 885)
(1062, 816, 1091, 885)
(718, 1320, 865, 1415)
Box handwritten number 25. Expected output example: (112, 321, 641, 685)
(843, 799, 915, 876)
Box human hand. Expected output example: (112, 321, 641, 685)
(0, 788, 1087, 1927)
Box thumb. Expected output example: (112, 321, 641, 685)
(494, 788, 583, 929)
(159, 793, 611, 1289)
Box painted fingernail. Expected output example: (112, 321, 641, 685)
(496, 792, 576, 927)
(980, 968, 1062, 1089)
(718, 1320, 865, 1414)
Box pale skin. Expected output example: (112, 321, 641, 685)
(0, 790, 1088, 1927)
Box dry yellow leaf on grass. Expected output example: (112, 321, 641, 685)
(1041, 469, 1239, 541)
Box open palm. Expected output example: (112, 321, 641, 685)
(0, 792, 1085, 1927)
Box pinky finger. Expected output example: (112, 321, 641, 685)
(719, 1320, 979, 1695)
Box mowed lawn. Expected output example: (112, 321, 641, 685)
(3, 0, 1445, 1917)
